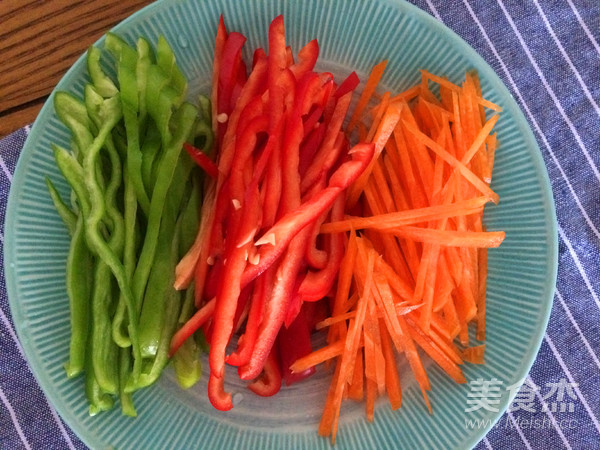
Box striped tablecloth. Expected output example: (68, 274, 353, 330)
(1, 1, 599, 448)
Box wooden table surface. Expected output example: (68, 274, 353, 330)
(0, 0, 155, 138)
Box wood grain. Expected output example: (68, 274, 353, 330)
(0, 0, 155, 138)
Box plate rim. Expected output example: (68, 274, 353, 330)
(4, 0, 558, 448)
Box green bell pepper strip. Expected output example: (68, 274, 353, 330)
(140, 124, 162, 197)
(85, 330, 114, 416)
(111, 174, 139, 349)
(54, 92, 94, 161)
(89, 118, 125, 395)
(87, 45, 118, 98)
(131, 102, 197, 315)
(128, 213, 185, 391)
(77, 93, 142, 384)
(106, 34, 152, 217)
(52, 145, 90, 215)
(156, 35, 187, 104)
(45, 177, 77, 236)
(172, 289, 203, 390)
(63, 214, 92, 378)
(136, 37, 153, 127)
(138, 147, 195, 358)
(119, 347, 137, 417)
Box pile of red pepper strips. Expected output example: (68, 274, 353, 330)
(170, 16, 374, 409)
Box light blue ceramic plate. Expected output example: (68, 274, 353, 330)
(5, 0, 558, 448)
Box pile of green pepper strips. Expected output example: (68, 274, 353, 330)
(47, 33, 211, 415)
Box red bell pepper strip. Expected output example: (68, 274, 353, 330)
(239, 226, 312, 380)
(253, 47, 267, 68)
(226, 267, 273, 367)
(242, 142, 375, 286)
(297, 195, 345, 302)
(302, 106, 324, 136)
(247, 344, 282, 397)
(169, 297, 215, 357)
(261, 117, 285, 227)
(298, 122, 327, 178)
(304, 207, 329, 270)
(300, 90, 354, 193)
(290, 39, 319, 80)
(280, 72, 321, 217)
(217, 31, 247, 117)
(267, 15, 288, 133)
(278, 308, 316, 386)
(219, 57, 268, 178)
(211, 15, 228, 144)
(183, 142, 219, 179)
(334, 71, 360, 99)
(207, 225, 257, 409)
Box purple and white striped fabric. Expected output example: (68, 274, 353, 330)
(1, 1, 599, 448)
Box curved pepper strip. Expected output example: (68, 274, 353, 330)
(296, 194, 346, 302)
(207, 178, 263, 410)
(247, 345, 282, 397)
(226, 267, 273, 367)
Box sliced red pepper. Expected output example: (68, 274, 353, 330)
(217, 31, 247, 118)
(227, 268, 273, 367)
(298, 122, 326, 177)
(300, 90, 354, 193)
(211, 15, 228, 143)
(267, 15, 288, 132)
(304, 207, 329, 270)
(334, 71, 360, 99)
(290, 39, 319, 80)
(253, 47, 267, 68)
(261, 117, 285, 227)
(183, 142, 219, 179)
(297, 195, 346, 302)
(247, 344, 282, 397)
(278, 308, 315, 386)
(207, 172, 264, 408)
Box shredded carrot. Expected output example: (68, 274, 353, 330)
(347, 60, 388, 132)
(295, 69, 503, 442)
(461, 344, 486, 364)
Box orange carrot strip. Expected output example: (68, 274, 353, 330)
(397, 314, 432, 412)
(347, 60, 388, 132)
(347, 349, 364, 401)
(318, 359, 342, 439)
(346, 104, 402, 208)
(389, 227, 505, 248)
(403, 120, 499, 203)
(476, 245, 488, 341)
(421, 70, 502, 112)
(380, 323, 402, 410)
(328, 248, 375, 443)
(317, 311, 356, 331)
(365, 378, 377, 422)
(320, 196, 489, 234)
(461, 344, 486, 364)
(442, 293, 461, 339)
(366, 92, 391, 142)
(328, 231, 358, 343)
(290, 340, 344, 373)
(405, 316, 466, 384)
